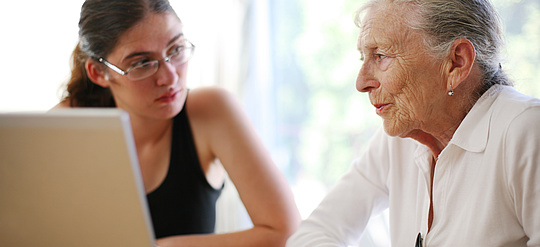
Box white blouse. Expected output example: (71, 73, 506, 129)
(287, 85, 540, 247)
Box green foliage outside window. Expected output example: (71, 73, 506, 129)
(272, 0, 540, 187)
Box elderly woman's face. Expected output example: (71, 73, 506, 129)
(356, 3, 448, 138)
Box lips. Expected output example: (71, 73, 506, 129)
(156, 90, 179, 103)
(373, 103, 390, 115)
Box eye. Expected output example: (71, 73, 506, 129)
(131, 59, 152, 68)
(137, 61, 154, 68)
(129, 59, 156, 73)
(375, 53, 392, 71)
(375, 53, 387, 60)
(169, 44, 185, 55)
(168, 45, 189, 63)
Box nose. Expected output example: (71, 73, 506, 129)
(155, 59, 180, 86)
(356, 62, 380, 93)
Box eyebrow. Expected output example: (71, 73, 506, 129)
(167, 33, 184, 47)
(122, 33, 185, 61)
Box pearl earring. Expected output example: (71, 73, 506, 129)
(448, 89, 454, 96)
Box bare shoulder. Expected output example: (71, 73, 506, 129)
(184, 87, 247, 167)
(185, 87, 240, 120)
(50, 100, 71, 110)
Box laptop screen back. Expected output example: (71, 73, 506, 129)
(0, 109, 155, 247)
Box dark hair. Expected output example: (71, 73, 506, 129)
(62, 0, 176, 107)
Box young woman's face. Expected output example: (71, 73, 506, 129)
(102, 12, 189, 120)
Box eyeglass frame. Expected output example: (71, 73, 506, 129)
(95, 40, 195, 81)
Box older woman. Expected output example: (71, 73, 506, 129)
(287, 0, 540, 246)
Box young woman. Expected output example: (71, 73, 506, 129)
(54, 0, 300, 246)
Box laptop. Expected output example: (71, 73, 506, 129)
(0, 109, 156, 247)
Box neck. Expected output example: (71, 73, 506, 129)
(408, 95, 473, 159)
(409, 75, 486, 158)
(129, 114, 173, 147)
(407, 129, 454, 159)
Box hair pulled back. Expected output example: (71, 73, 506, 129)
(63, 0, 175, 107)
(356, 0, 511, 97)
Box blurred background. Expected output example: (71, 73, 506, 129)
(1, 0, 538, 246)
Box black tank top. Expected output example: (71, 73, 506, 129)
(146, 102, 223, 239)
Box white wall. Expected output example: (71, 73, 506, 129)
(0, 0, 244, 112)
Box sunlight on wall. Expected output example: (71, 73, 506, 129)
(0, 1, 83, 112)
(0, 0, 237, 112)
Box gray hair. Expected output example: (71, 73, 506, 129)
(355, 0, 512, 94)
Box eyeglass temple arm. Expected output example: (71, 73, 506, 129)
(98, 58, 126, 75)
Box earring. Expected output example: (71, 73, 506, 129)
(448, 83, 454, 96)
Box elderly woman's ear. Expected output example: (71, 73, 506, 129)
(445, 38, 476, 92)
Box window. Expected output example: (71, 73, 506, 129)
(1, 1, 538, 246)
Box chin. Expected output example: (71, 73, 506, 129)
(161, 91, 187, 118)
(382, 120, 408, 138)
(164, 103, 184, 118)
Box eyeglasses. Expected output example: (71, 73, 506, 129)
(97, 40, 195, 81)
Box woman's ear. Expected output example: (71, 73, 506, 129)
(446, 38, 476, 91)
(85, 58, 110, 88)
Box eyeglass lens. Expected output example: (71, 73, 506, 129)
(127, 45, 194, 80)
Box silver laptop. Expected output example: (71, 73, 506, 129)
(0, 109, 156, 247)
